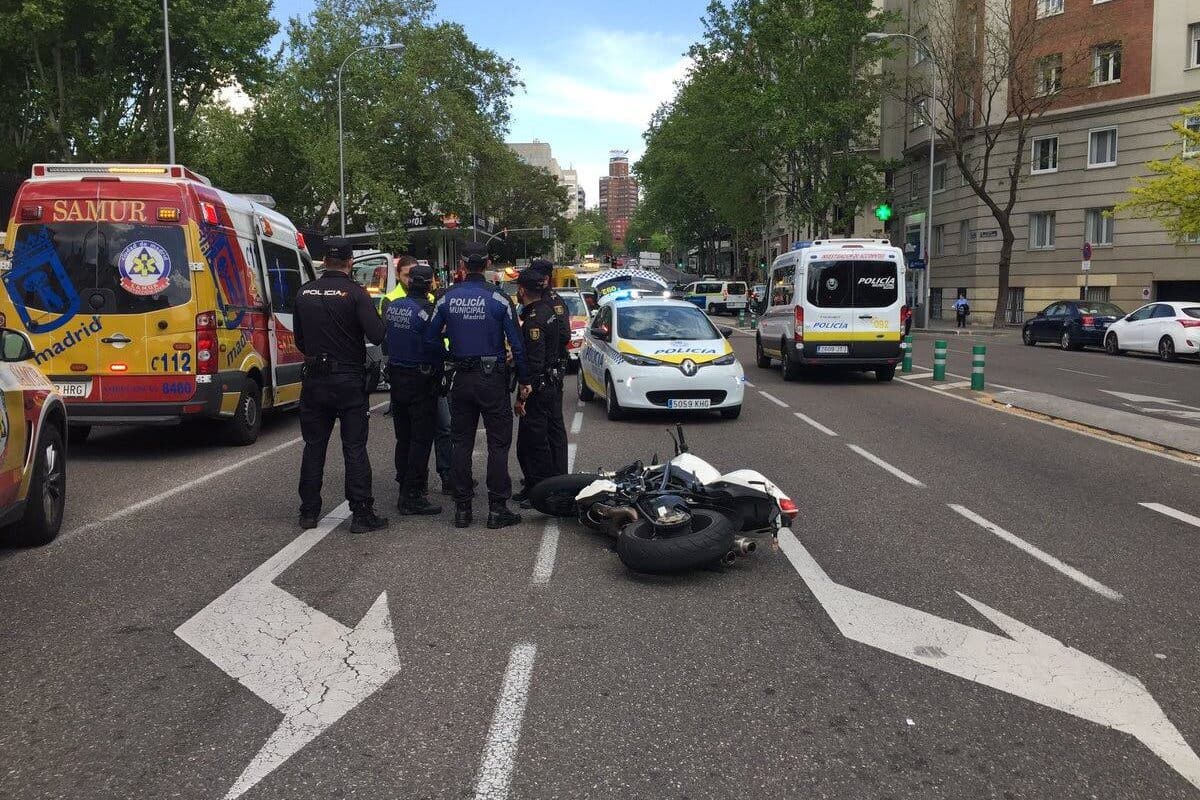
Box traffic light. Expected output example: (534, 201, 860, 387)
(541, 225, 551, 238)
(874, 204, 894, 223)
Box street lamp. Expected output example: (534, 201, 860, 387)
(863, 31, 938, 327)
(163, 0, 175, 163)
(337, 43, 404, 236)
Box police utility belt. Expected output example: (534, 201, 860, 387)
(391, 362, 438, 376)
(451, 356, 505, 375)
(303, 354, 364, 378)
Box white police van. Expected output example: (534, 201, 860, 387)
(755, 239, 908, 382)
(682, 280, 749, 316)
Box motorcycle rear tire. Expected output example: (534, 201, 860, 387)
(531, 473, 602, 517)
(616, 511, 736, 575)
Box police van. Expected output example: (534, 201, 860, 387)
(755, 239, 908, 382)
(682, 280, 749, 316)
(0, 163, 317, 445)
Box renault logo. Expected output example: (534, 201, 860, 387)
(680, 359, 697, 376)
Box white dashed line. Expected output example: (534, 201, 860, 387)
(1140, 503, 1200, 530)
(846, 445, 925, 487)
(570, 411, 583, 435)
(794, 412, 838, 437)
(531, 520, 560, 585)
(567, 442, 577, 472)
(473, 643, 538, 800)
(758, 391, 789, 408)
(949, 504, 1124, 601)
(1059, 368, 1110, 379)
(744, 380, 756, 388)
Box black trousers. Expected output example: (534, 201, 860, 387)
(519, 384, 566, 488)
(298, 374, 373, 516)
(545, 383, 567, 475)
(956, 310, 968, 328)
(450, 368, 513, 505)
(389, 366, 438, 502)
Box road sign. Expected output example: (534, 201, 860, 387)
(908, 258, 926, 270)
(1143, 287, 1152, 300)
(1082, 242, 1093, 260)
(1082, 259, 1092, 272)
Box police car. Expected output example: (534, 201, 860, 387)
(576, 287, 745, 421)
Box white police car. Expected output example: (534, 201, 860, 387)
(576, 296, 745, 420)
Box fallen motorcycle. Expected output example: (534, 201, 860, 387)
(531, 425, 797, 574)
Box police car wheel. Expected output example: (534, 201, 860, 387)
(577, 370, 594, 401)
(615, 511, 736, 575)
(225, 379, 262, 446)
(605, 376, 626, 421)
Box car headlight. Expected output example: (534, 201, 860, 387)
(712, 353, 737, 366)
(624, 353, 665, 367)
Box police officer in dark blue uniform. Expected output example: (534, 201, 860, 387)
(513, 269, 565, 504)
(293, 237, 388, 534)
(384, 263, 444, 516)
(525, 259, 570, 477)
(425, 242, 531, 529)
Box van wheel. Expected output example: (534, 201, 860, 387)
(225, 379, 262, 446)
(780, 339, 803, 381)
(876, 365, 896, 382)
(67, 425, 92, 445)
(577, 370, 594, 401)
(755, 336, 772, 369)
(9, 425, 66, 546)
(605, 376, 626, 421)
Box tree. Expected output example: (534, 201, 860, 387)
(489, 159, 569, 262)
(916, 0, 1097, 327)
(566, 210, 611, 260)
(1116, 106, 1200, 241)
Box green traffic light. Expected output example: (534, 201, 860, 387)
(874, 204, 893, 222)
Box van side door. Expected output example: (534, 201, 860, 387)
(257, 230, 307, 405)
(760, 263, 795, 353)
(847, 255, 903, 353)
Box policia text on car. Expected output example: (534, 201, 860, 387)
(425, 242, 531, 530)
(293, 237, 389, 534)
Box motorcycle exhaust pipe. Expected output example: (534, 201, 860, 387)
(720, 549, 738, 567)
(593, 503, 638, 525)
(733, 537, 757, 556)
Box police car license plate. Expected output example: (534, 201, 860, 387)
(53, 381, 89, 398)
(816, 345, 849, 355)
(668, 398, 711, 409)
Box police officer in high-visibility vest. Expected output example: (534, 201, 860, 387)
(293, 237, 388, 534)
(425, 242, 531, 529)
(384, 263, 445, 516)
(513, 268, 565, 504)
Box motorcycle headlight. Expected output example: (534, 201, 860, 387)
(712, 353, 737, 366)
(625, 354, 665, 367)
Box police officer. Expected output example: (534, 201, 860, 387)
(425, 242, 531, 529)
(513, 269, 564, 503)
(384, 263, 445, 516)
(519, 259, 569, 485)
(294, 237, 388, 534)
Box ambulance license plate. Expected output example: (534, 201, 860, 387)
(817, 345, 849, 355)
(668, 398, 711, 409)
(53, 382, 89, 398)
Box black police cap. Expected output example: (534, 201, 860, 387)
(409, 264, 434, 284)
(325, 237, 355, 261)
(516, 269, 546, 288)
(461, 241, 490, 267)
(527, 258, 554, 277)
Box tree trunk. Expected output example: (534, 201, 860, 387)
(992, 223, 1015, 328)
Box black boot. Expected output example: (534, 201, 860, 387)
(454, 503, 472, 528)
(299, 512, 320, 530)
(399, 495, 442, 516)
(486, 502, 521, 530)
(512, 483, 531, 503)
(350, 509, 389, 534)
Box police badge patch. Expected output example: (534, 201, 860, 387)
(531, 328, 541, 340)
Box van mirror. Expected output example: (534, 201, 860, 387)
(0, 328, 35, 362)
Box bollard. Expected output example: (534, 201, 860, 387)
(902, 335, 913, 373)
(738, 309, 746, 327)
(749, 311, 758, 331)
(971, 344, 986, 390)
(933, 339, 948, 381)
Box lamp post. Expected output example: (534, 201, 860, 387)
(863, 31, 938, 327)
(337, 43, 404, 236)
(163, 0, 175, 163)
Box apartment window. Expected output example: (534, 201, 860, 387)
(1093, 43, 1122, 85)
(1036, 54, 1063, 96)
(1031, 135, 1059, 173)
(960, 219, 971, 254)
(1185, 116, 1200, 157)
(911, 97, 929, 129)
(1085, 207, 1115, 246)
(932, 224, 945, 256)
(1088, 127, 1118, 167)
(932, 161, 947, 192)
(1036, 0, 1064, 18)
(1030, 211, 1056, 249)
(1190, 23, 1200, 68)
(910, 169, 920, 199)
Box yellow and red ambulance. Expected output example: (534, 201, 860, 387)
(0, 164, 316, 445)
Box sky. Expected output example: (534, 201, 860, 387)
(269, 0, 708, 207)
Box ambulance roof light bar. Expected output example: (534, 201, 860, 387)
(30, 163, 213, 186)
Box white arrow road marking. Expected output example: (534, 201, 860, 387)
(1101, 391, 1200, 411)
(175, 502, 401, 799)
(778, 529, 1200, 790)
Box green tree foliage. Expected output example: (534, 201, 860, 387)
(565, 209, 611, 260)
(1116, 107, 1200, 241)
(489, 160, 569, 262)
(0, 0, 276, 170)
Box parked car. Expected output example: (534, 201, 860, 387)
(1021, 300, 1126, 350)
(0, 326, 67, 545)
(1104, 302, 1200, 361)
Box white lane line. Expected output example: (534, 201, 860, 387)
(794, 411, 838, 437)
(473, 643, 538, 800)
(846, 445, 925, 487)
(531, 520, 560, 585)
(1140, 503, 1200, 530)
(1059, 368, 1110, 379)
(570, 411, 584, 435)
(900, 372, 935, 381)
(567, 442, 577, 472)
(576, 400, 585, 409)
(744, 380, 756, 388)
(949, 504, 1124, 601)
(935, 380, 972, 391)
(758, 390, 789, 408)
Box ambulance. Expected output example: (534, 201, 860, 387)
(0, 163, 318, 445)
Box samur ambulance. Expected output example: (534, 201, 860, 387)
(0, 163, 318, 445)
(755, 239, 909, 382)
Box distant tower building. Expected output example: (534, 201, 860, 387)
(598, 150, 638, 249)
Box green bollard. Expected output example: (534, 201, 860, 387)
(902, 335, 913, 373)
(933, 339, 948, 381)
(971, 344, 986, 391)
(749, 310, 758, 331)
(738, 309, 746, 327)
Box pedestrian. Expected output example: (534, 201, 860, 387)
(383, 263, 444, 516)
(517, 258, 569, 490)
(425, 241, 531, 530)
(954, 292, 970, 328)
(293, 237, 388, 534)
(513, 269, 565, 507)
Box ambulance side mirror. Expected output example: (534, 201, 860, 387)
(0, 328, 35, 363)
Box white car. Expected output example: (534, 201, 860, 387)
(577, 298, 746, 420)
(1104, 301, 1200, 361)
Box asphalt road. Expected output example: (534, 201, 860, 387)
(3, 337, 1200, 800)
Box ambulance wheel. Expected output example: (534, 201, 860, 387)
(67, 425, 92, 445)
(605, 376, 626, 421)
(8, 425, 66, 546)
(755, 336, 771, 369)
(577, 370, 594, 401)
(225, 379, 262, 446)
(876, 365, 896, 382)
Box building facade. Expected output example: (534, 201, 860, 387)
(599, 151, 639, 250)
(506, 140, 583, 220)
(881, 0, 1200, 323)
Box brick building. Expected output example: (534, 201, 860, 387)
(598, 151, 638, 250)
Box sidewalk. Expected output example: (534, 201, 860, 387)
(912, 322, 1013, 337)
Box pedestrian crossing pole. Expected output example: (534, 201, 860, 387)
(933, 339, 948, 381)
(901, 335, 913, 373)
(971, 344, 986, 391)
